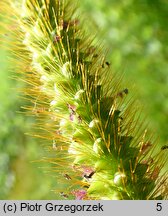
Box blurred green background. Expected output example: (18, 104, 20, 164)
(0, 0, 168, 199)
(0, 46, 57, 199)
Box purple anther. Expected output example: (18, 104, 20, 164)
(69, 113, 74, 121)
(54, 35, 61, 43)
(72, 189, 87, 200)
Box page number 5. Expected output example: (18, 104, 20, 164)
(156, 203, 162, 211)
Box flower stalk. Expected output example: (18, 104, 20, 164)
(1, 0, 167, 199)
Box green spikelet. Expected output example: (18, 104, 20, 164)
(1, 0, 168, 199)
